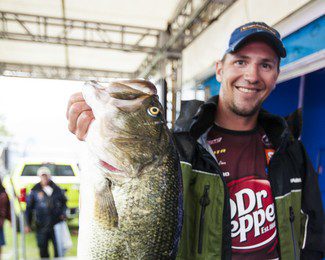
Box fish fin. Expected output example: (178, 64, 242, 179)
(94, 179, 118, 228)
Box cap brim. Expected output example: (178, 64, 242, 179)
(38, 173, 51, 177)
(226, 31, 286, 58)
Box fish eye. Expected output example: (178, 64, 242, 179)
(147, 106, 160, 117)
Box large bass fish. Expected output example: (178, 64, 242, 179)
(78, 80, 183, 259)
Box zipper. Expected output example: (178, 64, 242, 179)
(271, 136, 299, 260)
(198, 185, 210, 254)
(289, 206, 298, 260)
(266, 159, 282, 259)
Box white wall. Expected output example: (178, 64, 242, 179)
(181, 0, 312, 85)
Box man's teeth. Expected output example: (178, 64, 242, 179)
(237, 87, 257, 93)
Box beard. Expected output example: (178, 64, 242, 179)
(229, 101, 261, 117)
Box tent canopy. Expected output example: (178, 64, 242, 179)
(0, 0, 181, 79)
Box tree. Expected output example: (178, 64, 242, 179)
(0, 115, 11, 137)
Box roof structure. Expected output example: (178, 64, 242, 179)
(0, 0, 235, 81)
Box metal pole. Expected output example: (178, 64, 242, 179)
(1, 145, 19, 259)
(19, 213, 26, 260)
(298, 75, 305, 108)
(171, 60, 177, 129)
(9, 193, 18, 260)
(8, 175, 24, 260)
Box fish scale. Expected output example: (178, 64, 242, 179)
(78, 80, 182, 259)
(87, 167, 179, 259)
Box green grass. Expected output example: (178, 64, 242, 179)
(2, 217, 79, 259)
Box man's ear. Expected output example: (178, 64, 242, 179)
(216, 61, 223, 83)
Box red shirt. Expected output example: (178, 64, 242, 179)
(207, 124, 279, 259)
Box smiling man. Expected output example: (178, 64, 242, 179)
(67, 22, 324, 259)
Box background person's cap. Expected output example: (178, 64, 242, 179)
(37, 166, 51, 177)
(225, 22, 286, 58)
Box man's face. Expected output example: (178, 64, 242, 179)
(40, 174, 50, 186)
(216, 41, 279, 117)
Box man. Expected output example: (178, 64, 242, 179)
(25, 166, 67, 258)
(67, 22, 324, 259)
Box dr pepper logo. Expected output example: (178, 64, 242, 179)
(228, 176, 277, 252)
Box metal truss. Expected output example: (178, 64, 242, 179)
(136, 0, 236, 78)
(0, 62, 133, 81)
(0, 0, 236, 80)
(0, 11, 163, 54)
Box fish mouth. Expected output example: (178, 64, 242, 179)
(85, 80, 158, 112)
(106, 79, 157, 96)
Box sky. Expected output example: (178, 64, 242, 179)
(0, 76, 87, 169)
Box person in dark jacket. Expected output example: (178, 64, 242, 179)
(25, 166, 67, 258)
(0, 180, 10, 256)
(65, 22, 325, 259)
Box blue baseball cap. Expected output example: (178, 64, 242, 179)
(225, 22, 286, 58)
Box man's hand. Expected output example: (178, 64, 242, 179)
(66, 92, 94, 141)
(24, 226, 31, 233)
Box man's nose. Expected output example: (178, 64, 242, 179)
(244, 64, 259, 84)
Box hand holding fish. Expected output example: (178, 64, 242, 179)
(66, 92, 94, 141)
